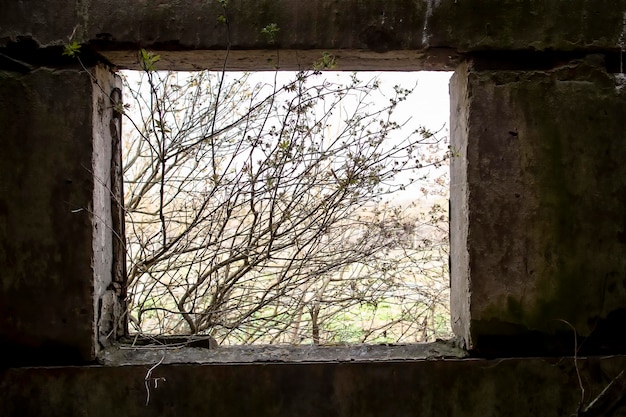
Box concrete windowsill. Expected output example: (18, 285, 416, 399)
(99, 339, 468, 366)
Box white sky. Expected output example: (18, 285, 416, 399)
(242, 71, 452, 138)
(122, 70, 453, 205)
(390, 71, 451, 133)
(123, 70, 452, 142)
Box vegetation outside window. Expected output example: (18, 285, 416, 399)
(121, 66, 452, 346)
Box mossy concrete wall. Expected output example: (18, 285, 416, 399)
(5, 0, 626, 52)
(2, 1, 626, 416)
(2, 356, 626, 417)
(451, 56, 626, 355)
(4, 0, 626, 70)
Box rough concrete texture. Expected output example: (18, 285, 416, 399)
(0, 0, 423, 50)
(99, 341, 468, 366)
(3, 3, 626, 416)
(450, 62, 472, 350)
(0, 65, 122, 366)
(3, 0, 626, 70)
(91, 65, 125, 350)
(451, 56, 626, 355)
(427, 0, 626, 51)
(2, 355, 626, 417)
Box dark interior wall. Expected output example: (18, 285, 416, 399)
(3, 356, 626, 417)
(0, 64, 122, 366)
(0, 68, 100, 365)
(451, 56, 626, 355)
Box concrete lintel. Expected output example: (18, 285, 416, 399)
(99, 48, 461, 72)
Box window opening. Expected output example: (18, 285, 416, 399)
(120, 68, 452, 346)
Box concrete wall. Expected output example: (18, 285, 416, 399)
(4, 0, 626, 71)
(1, 1, 626, 416)
(451, 56, 626, 355)
(2, 356, 626, 417)
(0, 65, 123, 365)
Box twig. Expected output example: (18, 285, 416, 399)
(555, 319, 585, 416)
(580, 370, 626, 417)
(144, 354, 166, 406)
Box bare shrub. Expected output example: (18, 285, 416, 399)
(122, 67, 451, 345)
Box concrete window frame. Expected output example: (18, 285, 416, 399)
(103, 65, 461, 366)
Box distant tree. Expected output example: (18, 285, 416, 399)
(121, 52, 450, 345)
